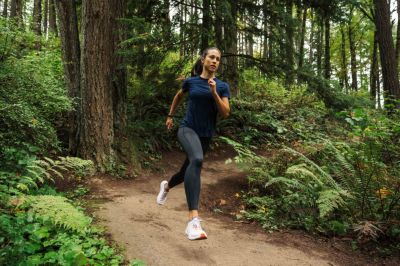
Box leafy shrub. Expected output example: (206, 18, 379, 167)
(0, 50, 71, 155)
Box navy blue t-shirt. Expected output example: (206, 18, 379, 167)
(179, 76, 231, 137)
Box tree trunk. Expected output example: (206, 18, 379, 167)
(49, 0, 58, 36)
(298, 4, 307, 69)
(10, 0, 15, 17)
(111, 0, 128, 163)
(43, 0, 48, 36)
(374, 0, 400, 105)
(56, 0, 81, 156)
(214, 0, 223, 50)
(263, 0, 268, 59)
(285, 0, 295, 84)
(10, 0, 23, 24)
(32, 0, 42, 35)
(324, 14, 331, 80)
(396, 0, 400, 69)
(224, 0, 238, 95)
(340, 25, 349, 93)
(2, 0, 7, 17)
(349, 22, 358, 91)
(371, 31, 379, 104)
(309, 9, 315, 64)
(79, 0, 127, 170)
(316, 14, 323, 76)
(161, 0, 171, 45)
(201, 0, 210, 51)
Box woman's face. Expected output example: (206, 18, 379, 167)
(202, 49, 221, 73)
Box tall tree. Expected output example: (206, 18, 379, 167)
(79, 0, 127, 170)
(396, 0, 400, 68)
(2, 0, 7, 17)
(201, 0, 210, 51)
(374, 0, 400, 105)
(43, 0, 48, 36)
(371, 31, 379, 104)
(224, 0, 238, 95)
(285, 0, 295, 83)
(32, 0, 42, 35)
(56, 0, 81, 155)
(49, 0, 57, 36)
(348, 11, 358, 91)
(324, 13, 331, 79)
(340, 25, 349, 93)
(10, 0, 23, 24)
(298, 2, 308, 69)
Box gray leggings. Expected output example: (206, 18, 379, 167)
(168, 127, 211, 210)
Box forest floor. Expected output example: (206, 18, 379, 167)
(87, 145, 400, 266)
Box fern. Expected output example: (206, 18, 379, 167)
(282, 146, 340, 189)
(317, 189, 351, 218)
(26, 195, 91, 233)
(285, 163, 324, 186)
(19, 156, 94, 192)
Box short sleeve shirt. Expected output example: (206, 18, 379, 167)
(179, 76, 231, 137)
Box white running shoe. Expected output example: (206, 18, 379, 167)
(185, 217, 207, 240)
(156, 180, 169, 205)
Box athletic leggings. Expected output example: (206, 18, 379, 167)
(168, 127, 211, 210)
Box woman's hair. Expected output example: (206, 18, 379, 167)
(191, 47, 222, 77)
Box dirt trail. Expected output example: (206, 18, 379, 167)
(89, 147, 395, 266)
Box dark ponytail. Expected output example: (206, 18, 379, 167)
(191, 47, 222, 77)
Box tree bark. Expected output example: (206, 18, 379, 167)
(224, 0, 238, 95)
(396, 0, 400, 69)
(324, 14, 331, 80)
(32, 0, 42, 35)
(201, 0, 210, 51)
(161, 0, 171, 45)
(371, 31, 379, 104)
(56, 0, 81, 156)
(340, 25, 349, 93)
(309, 9, 315, 64)
(79, 0, 127, 170)
(374, 0, 400, 105)
(316, 14, 323, 76)
(2, 0, 7, 17)
(49, 0, 58, 36)
(349, 21, 358, 91)
(9, 0, 15, 17)
(10, 0, 23, 24)
(285, 0, 295, 84)
(43, 0, 48, 36)
(298, 4, 307, 69)
(263, 0, 269, 59)
(214, 0, 223, 50)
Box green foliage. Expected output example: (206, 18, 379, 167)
(223, 122, 400, 245)
(0, 49, 71, 155)
(23, 195, 91, 233)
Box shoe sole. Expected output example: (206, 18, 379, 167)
(187, 233, 207, 240)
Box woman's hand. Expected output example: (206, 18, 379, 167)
(208, 79, 217, 95)
(166, 117, 174, 130)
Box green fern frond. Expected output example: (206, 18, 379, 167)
(43, 157, 56, 165)
(283, 146, 340, 189)
(286, 163, 324, 186)
(27, 195, 91, 233)
(265, 176, 302, 189)
(317, 189, 350, 218)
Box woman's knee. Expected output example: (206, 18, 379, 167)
(190, 156, 203, 168)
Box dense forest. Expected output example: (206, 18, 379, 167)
(1, 0, 400, 264)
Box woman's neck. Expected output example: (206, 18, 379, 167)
(200, 70, 215, 80)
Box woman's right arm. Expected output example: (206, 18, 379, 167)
(166, 89, 185, 130)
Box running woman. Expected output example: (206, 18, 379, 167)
(156, 47, 231, 240)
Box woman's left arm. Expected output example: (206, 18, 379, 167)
(208, 79, 230, 118)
